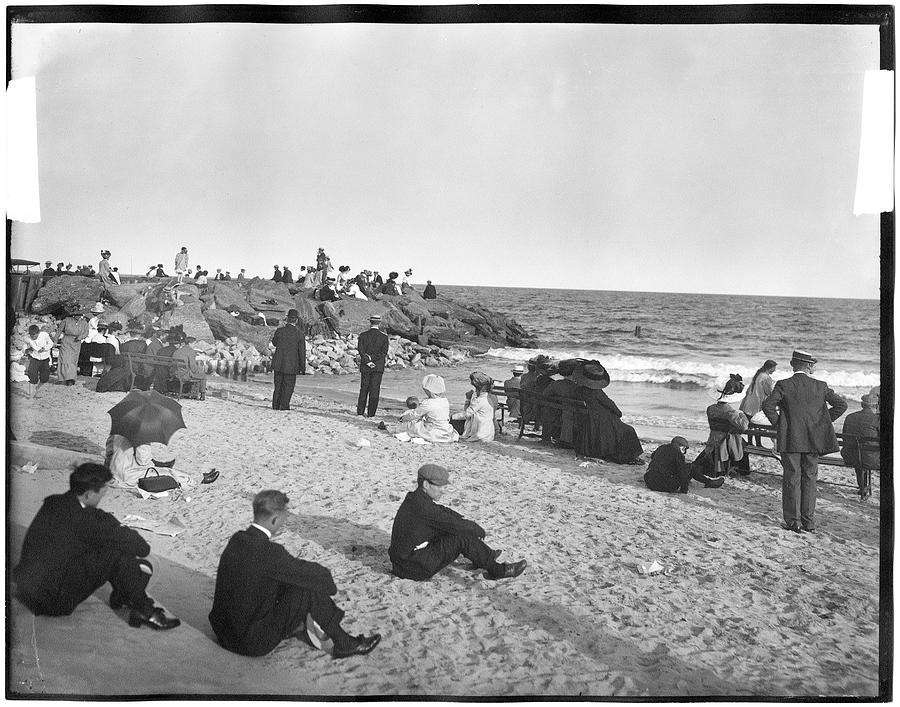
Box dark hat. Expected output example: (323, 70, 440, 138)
(571, 360, 611, 390)
(791, 350, 817, 365)
(556, 359, 580, 377)
(529, 353, 551, 367)
(671, 436, 690, 449)
(417, 464, 450, 486)
(286, 308, 299, 320)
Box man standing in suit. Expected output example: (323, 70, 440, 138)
(209, 490, 381, 658)
(14, 463, 180, 629)
(389, 464, 527, 581)
(356, 314, 389, 417)
(270, 308, 307, 410)
(761, 350, 847, 533)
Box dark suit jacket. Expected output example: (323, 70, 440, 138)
(389, 488, 485, 577)
(14, 492, 150, 610)
(357, 327, 389, 372)
(840, 408, 880, 469)
(271, 323, 306, 374)
(208, 526, 337, 656)
(761, 372, 847, 454)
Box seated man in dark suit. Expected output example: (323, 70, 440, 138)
(13, 463, 180, 629)
(840, 393, 880, 500)
(389, 464, 527, 582)
(209, 490, 381, 659)
(152, 331, 180, 392)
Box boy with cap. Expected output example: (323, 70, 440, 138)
(389, 464, 527, 581)
(356, 314, 389, 417)
(270, 308, 307, 410)
(761, 350, 847, 533)
(643, 437, 724, 493)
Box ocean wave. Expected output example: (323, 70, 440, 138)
(484, 347, 880, 390)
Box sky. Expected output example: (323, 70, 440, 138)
(8, 13, 885, 298)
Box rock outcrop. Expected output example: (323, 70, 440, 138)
(22, 275, 538, 374)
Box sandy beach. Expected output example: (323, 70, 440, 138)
(7, 368, 882, 697)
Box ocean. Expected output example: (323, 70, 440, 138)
(439, 286, 881, 436)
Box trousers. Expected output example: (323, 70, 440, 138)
(392, 533, 497, 581)
(225, 586, 346, 657)
(18, 548, 153, 617)
(357, 370, 384, 417)
(272, 372, 297, 410)
(781, 452, 819, 529)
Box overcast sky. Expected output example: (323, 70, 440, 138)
(9, 18, 882, 298)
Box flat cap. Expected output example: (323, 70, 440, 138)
(417, 463, 450, 486)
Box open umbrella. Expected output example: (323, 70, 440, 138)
(107, 390, 186, 446)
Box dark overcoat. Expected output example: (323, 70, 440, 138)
(271, 323, 306, 374)
(357, 328, 389, 372)
(761, 372, 847, 454)
(209, 526, 337, 656)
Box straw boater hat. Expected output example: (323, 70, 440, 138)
(512, 365, 525, 374)
(790, 350, 817, 366)
(369, 314, 382, 324)
(90, 302, 105, 314)
(571, 360, 611, 390)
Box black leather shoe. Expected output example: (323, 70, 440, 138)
(128, 607, 181, 630)
(704, 477, 725, 489)
(781, 521, 801, 534)
(485, 559, 527, 580)
(332, 633, 381, 659)
(201, 469, 219, 484)
(109, 590, 128, 610)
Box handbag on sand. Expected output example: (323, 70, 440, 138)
(137, 467, 181, 493)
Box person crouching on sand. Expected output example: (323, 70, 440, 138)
(643, 437, 724, 493)
(209, 490, 381, 658)
(388, 464, 526, 581)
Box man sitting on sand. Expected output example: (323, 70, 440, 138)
(643, 437, 724, 493)
(388, 464, 527, 581)
(14, 463, 181, 630)
(209, 490, 381, 658)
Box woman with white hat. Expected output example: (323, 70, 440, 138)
(451, 372, 496, 442)
(404, 374, 459, 443)
(703, 373, 750, 476)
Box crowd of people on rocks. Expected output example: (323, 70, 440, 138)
(36, 246, 441, 304)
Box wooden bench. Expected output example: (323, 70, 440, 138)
(743, 422, 880, 490)
(490, 386, 589, 439)
(122, 352, 195, 399)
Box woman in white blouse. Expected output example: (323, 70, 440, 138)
(452, 372, 496, 442)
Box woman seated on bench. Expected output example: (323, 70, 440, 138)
(171, 331, 207, 400)
(572, 360, 643, 464)
(403, 374, 459, 443)
(703, 374, 750, 476)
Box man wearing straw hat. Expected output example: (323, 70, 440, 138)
(356, 314, 389, 417)
(503, 364, 525, 421)
(761, 350, 847, 533)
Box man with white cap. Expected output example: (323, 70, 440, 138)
(388, 464, 527, 581)
(503, 365, 525, 420)
(356, 314, 389, 417)
(761, 350, 847, 533)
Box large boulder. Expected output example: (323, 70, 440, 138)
(319, 298, 418, 339)
(203, 309, 275, 352)
(246, 277, 293, 317)
(396, 296, 434, 328)
(159, 302, 214, 342)
(426, 329, 495, 355)
(292, 295, 325, 336)
(30, 275, 103, 315)
(207, 281, 256, 317)
(104, 284, 145, 308)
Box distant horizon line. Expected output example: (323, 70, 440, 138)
(10, 269, 880, 302)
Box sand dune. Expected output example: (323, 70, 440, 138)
(7, 371, 881, 697)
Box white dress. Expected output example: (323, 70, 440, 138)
(106, 434, 198, 489)
(406, 397, 459, 443)
(455, 393, 495, 442)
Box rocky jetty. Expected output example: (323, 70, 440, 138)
(16, 276, 537, 377)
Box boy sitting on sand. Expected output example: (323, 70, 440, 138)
(389, 464, 526, 581)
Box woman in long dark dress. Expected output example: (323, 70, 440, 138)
(572, 360, 644, 464)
